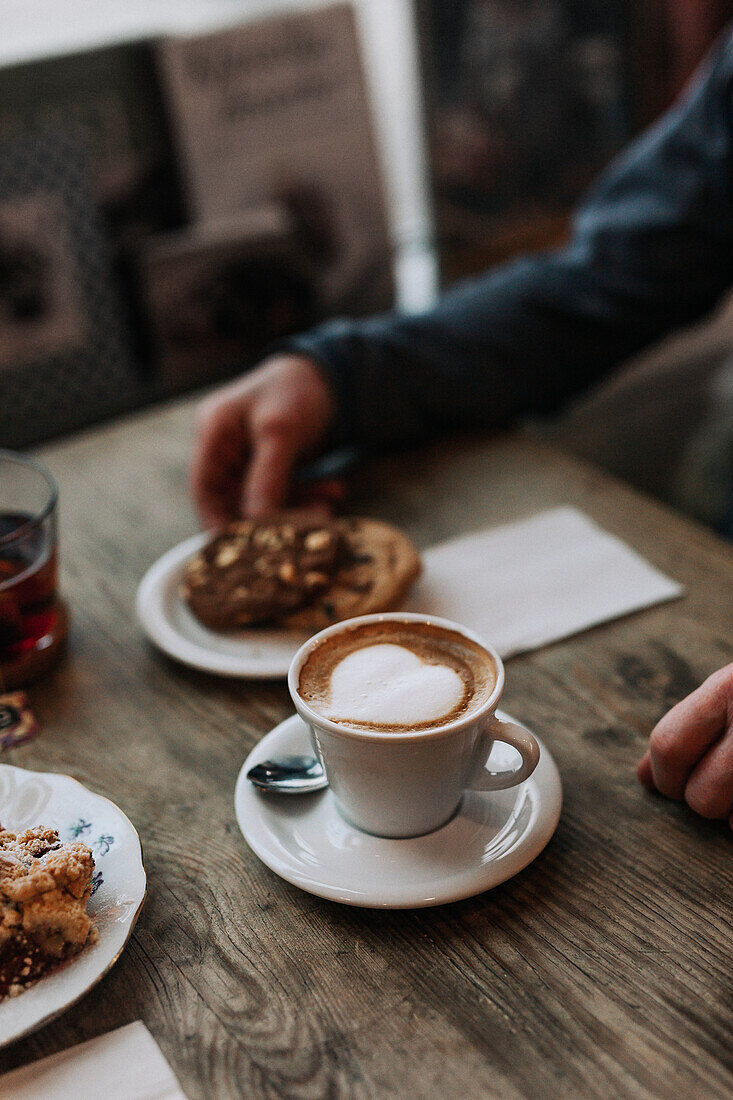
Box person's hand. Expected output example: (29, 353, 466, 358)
(637, 662, 733, 826)
(191, 354, 336, 528)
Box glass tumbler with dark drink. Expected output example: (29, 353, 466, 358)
(0, 451, 67, 689)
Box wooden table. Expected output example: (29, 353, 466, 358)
(1, 396, 732, 1099)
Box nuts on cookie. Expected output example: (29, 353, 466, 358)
(304, 530, 331, 551)
(215, 544, 240, 568)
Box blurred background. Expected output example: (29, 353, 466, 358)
(2, 0, 733, 530)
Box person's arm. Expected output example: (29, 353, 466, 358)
(192, 32, 733, 524)
(287, 33, 733, 453)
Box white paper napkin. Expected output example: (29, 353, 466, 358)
(404, 506, 682, 656)
(0, 1021, 187, 1100)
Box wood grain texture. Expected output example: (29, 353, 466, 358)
(0, 398, 731, 1099)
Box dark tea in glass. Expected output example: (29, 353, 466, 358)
(0, 451, 67, 688)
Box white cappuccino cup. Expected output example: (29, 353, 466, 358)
(288, 612, 540, 838)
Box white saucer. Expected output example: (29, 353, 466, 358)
(136, 533, 309, 679)
(235, 711, 562, 908)
(0, 764, 146, 1046)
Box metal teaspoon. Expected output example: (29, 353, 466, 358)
(247, 754, 328, 794)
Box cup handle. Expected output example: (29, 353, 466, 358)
(467, 715, 540, 791)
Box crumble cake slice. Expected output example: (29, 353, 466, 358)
(0, 824, 97, 1000)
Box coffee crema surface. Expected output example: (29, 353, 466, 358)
(298, 620, 497, 732)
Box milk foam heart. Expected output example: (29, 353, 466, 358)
(298, 619, 497, 733)
(324, 643, 465, 726)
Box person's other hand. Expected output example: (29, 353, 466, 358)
(637, 662, 733, 826)
(191, 355, 336, 528)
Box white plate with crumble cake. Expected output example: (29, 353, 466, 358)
(0, 764, 146, 1046)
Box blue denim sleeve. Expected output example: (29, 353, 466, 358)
(286, 32, 733, 453)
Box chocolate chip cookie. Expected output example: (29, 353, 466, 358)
(281, 518, 422, 630)
(181, 520, 341, 628)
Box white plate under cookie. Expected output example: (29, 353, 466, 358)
(0, 764, 146, 1047)
(235, 711, 562, 908)
(136, 534, 310, 679)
